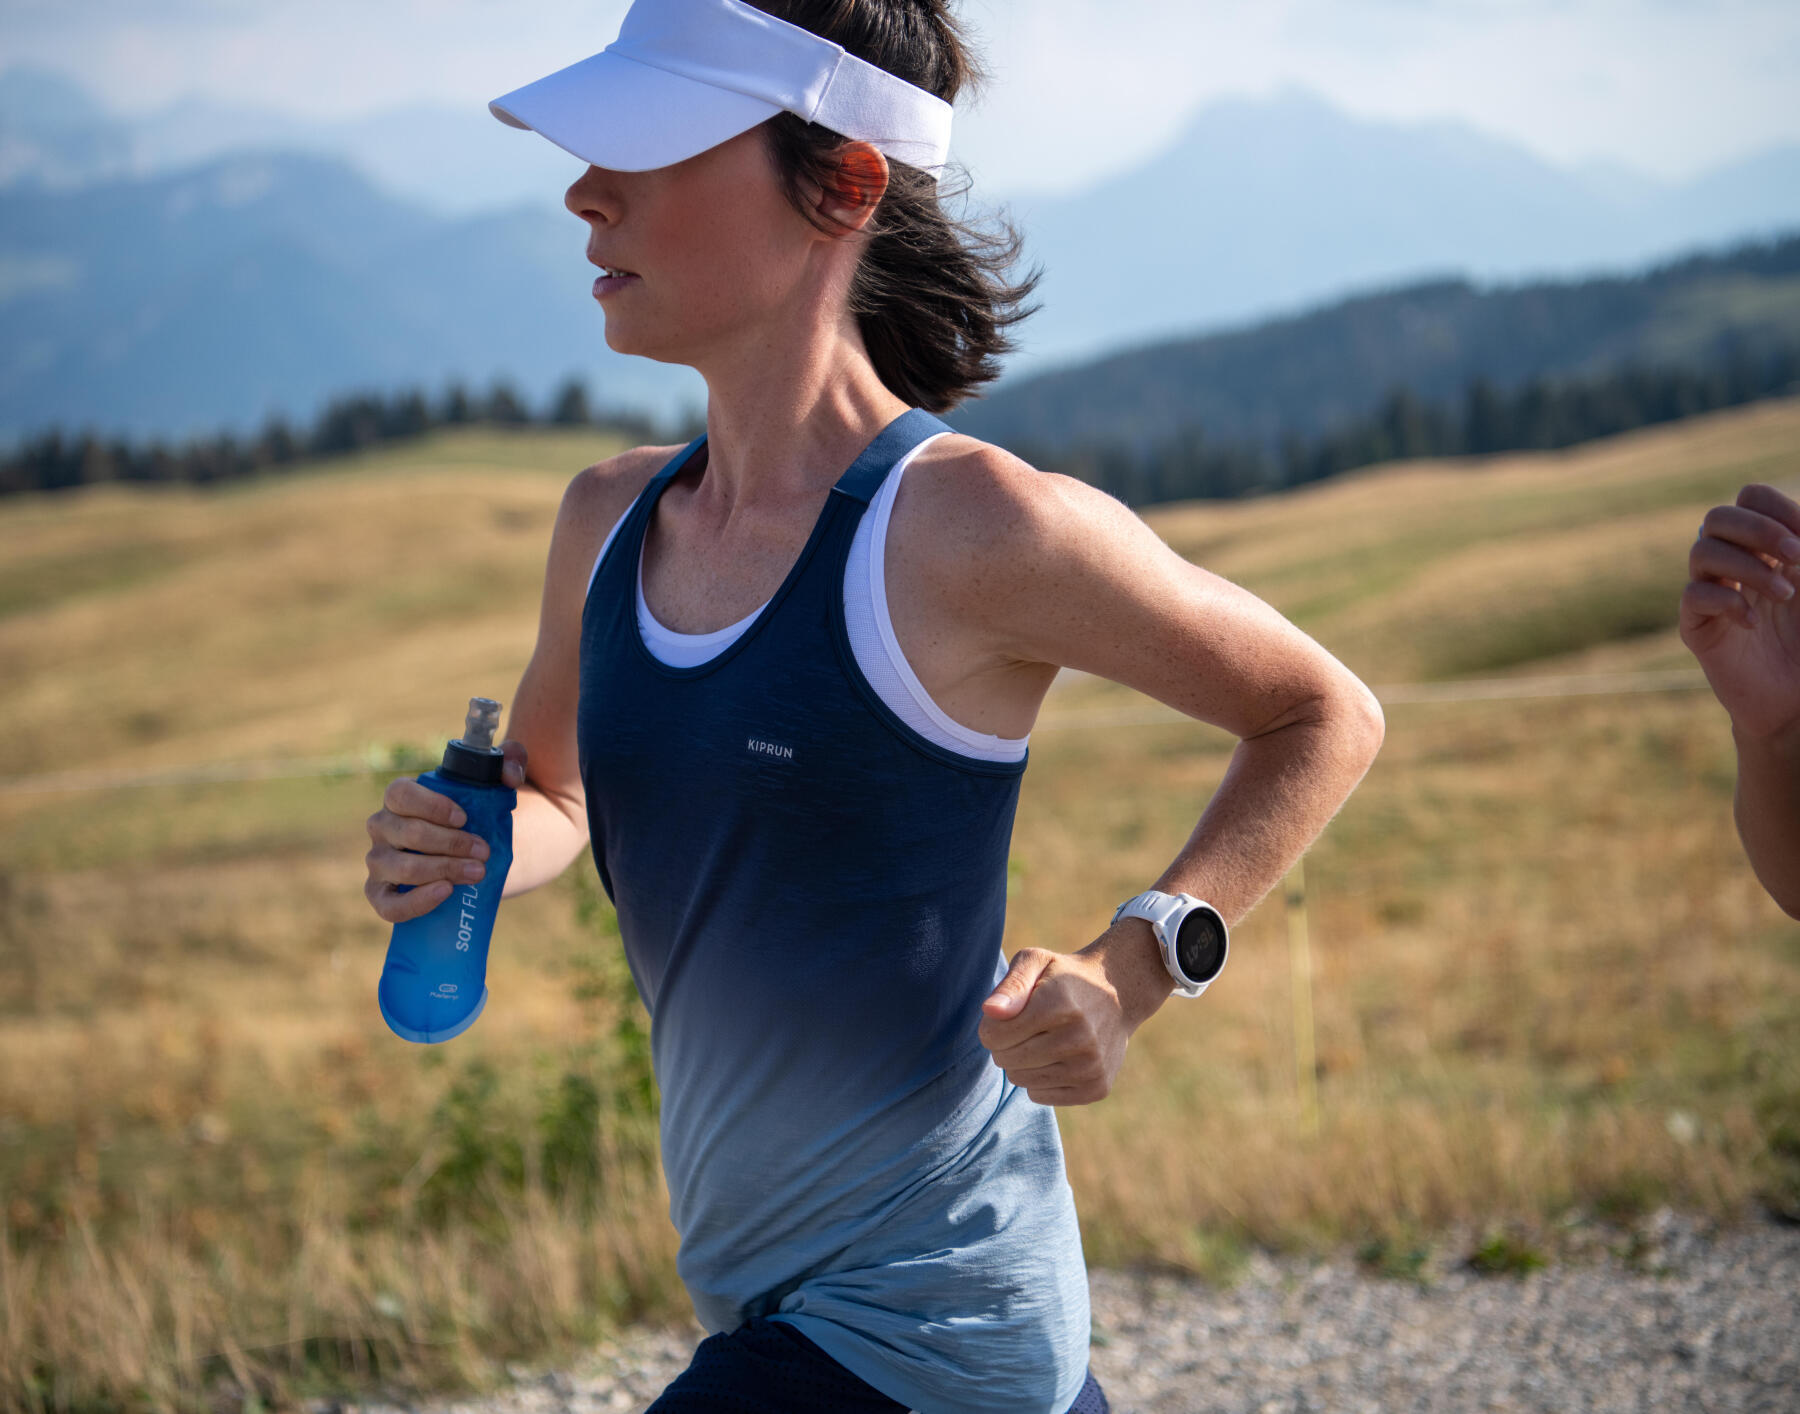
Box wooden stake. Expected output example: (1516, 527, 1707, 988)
(1286, 857, 1319, 1137)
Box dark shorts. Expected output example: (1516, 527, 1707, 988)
(644, 1315, 1110, 1413)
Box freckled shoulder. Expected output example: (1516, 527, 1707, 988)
(562, 442, 687, 553)
(895, 432, 1133, 590)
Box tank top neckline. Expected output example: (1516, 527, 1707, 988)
(623, 408, 928, 682)
(637, 543, 768, 649)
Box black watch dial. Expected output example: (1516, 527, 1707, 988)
(1174, 905, 1227, 983)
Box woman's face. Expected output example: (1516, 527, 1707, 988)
(564, 124, 847, 368)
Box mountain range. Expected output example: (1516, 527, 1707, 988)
(1000, 89, 1800, 369)
(0, 63, 585, 218)
(4, 64, 1800, 449)
(0, 150, 703, 449)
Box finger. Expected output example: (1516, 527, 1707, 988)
(1022, 1083, 1104, 1107)
(1004, 1056, 1104, 1091)
(988, 1022, 1079, 1072)
(980, 947, 1056, 1024)
(499, 738, 528, 788)
(1690, 538, 1797, 603)
(367, 842, 487, 889)
(1735, 483, 1800, 541)
(385, 777, 468, 828)
(372, 810, 489, 860)
(1700, 503, 1800, 566)
(1681, 579, 1756, 632)
(365, 876, 454, 923)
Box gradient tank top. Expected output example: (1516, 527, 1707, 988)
(576, 407, 1091, 1414)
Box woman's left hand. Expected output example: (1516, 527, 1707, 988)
(977, 925, 1170, 1105)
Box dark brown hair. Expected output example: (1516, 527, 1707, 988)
(745, 0, 1042, 414)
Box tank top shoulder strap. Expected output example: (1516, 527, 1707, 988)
(827, 408, 956, 508)
(597, 434, 706, 574)
(645, 433, 707, 498)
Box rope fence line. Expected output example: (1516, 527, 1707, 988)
(1034, 666, 1713, 728)
(0, 752, 401, 797)
(0, 668, 1715, 797)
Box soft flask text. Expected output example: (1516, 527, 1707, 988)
(456, 886, 480, 951)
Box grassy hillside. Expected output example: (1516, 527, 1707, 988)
(3, 404, 1799, 1413)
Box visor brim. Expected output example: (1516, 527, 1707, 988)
(488, 49, 784, 173)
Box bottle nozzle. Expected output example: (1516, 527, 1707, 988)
(461, 697, 501, 751)
(438, 696, 507, 785)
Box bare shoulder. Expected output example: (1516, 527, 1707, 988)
(897, 432, 1164, 581)
(507, 443, 696, 812)
(559, 441, 688, 542)
(893, 431, 1258, 686)
(536, 442, 692, 620)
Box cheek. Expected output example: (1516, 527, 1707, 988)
(673, 235, 797, 322)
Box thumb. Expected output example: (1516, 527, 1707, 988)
(982, 948, 1054, 1019)
(500, 738, 528, 787)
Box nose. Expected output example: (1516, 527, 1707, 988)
(565, 165, 621, 223)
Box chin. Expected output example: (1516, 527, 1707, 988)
(602, 322, 652, 359)
(604, 320, 706, 369)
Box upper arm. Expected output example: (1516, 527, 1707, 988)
(934, 443, 1385, 744)
(502, 446, 674, 824)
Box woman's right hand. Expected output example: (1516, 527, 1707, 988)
(363, 740, 528, 923)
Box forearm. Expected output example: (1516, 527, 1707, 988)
(1731, 716, 1800, 919)
(1088, 688, 1384, 1028)
(501, 782, 593, 897)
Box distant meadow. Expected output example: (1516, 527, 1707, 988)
(3, 403, 1798, 1412)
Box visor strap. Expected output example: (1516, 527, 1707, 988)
(812, 48, 952, 174)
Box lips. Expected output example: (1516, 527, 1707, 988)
(592, 271, 639, 300)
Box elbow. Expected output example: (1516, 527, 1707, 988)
(1763, 875, 1800, 922)
(1731, 796, 1800, 920)
(1252, 667, 1385, 768)
(1333, 678, 1386, 770)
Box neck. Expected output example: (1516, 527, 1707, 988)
(686, 300, 914, 516)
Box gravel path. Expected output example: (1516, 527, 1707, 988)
(319, 1207, 1800, 1414)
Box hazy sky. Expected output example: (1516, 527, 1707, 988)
(3, 0, 1797, 194)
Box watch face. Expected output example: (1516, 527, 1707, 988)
(1175, 905, 1227, 983)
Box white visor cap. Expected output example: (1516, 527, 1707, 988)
(488, 0, 953, 176)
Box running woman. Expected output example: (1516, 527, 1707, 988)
(1683, 482, 1800, 918)
(362, 2, 1385, 1410)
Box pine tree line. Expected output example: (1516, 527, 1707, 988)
(4, 345, 1797, 505)
(1031, 342, 1800, 509)
(0, 375, 703, 499)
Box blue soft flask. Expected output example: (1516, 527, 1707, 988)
(378, 696, 517, 1044)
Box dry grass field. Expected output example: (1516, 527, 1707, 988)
(3, 402, 1799, 1413)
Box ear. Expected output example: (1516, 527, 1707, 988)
(815, 141, 889, 232)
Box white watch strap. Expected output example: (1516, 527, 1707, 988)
(1113, 889, 1183, 932)
(1112, 889, 1217, 997)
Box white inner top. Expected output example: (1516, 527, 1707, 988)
(585, 435, 1029, 763)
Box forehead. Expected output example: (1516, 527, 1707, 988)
(677, 123, 781, 180)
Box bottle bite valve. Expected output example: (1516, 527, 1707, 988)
(377, 696, 518, 1044)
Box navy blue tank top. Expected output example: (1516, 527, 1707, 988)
(576, 408, 1090, 1414)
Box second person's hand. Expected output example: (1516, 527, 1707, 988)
(1681, 483, 1800, 742)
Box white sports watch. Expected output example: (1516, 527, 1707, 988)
(1111, 889, 1230, 998)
